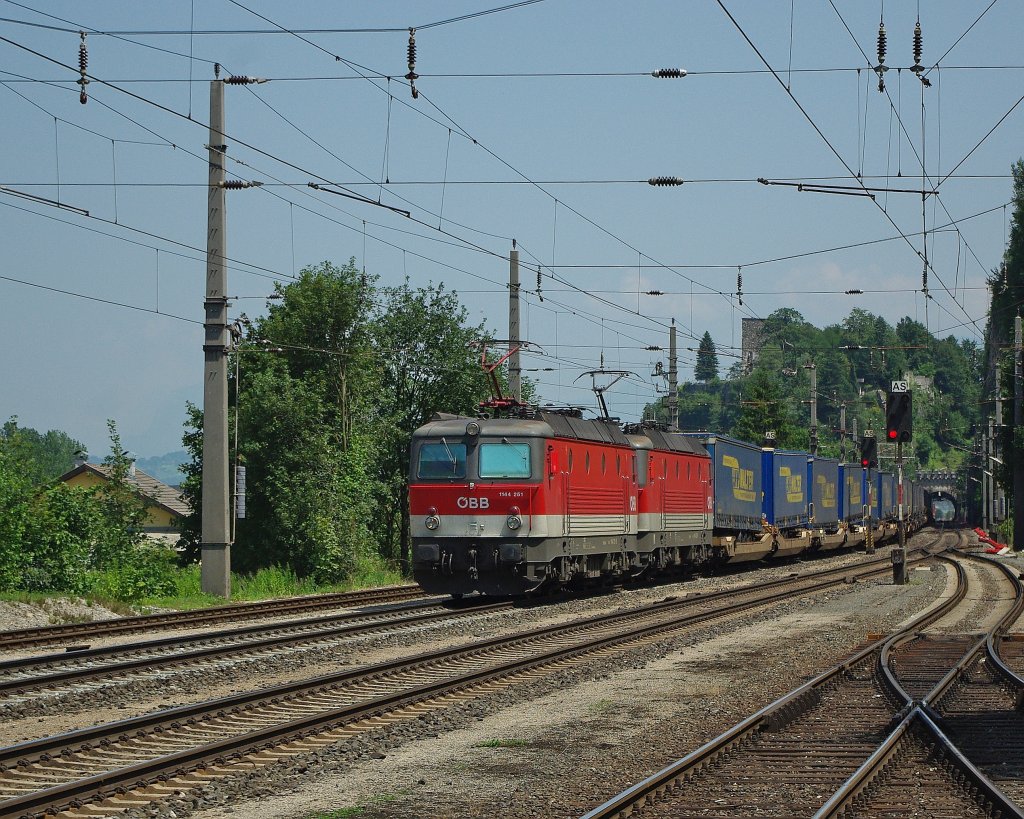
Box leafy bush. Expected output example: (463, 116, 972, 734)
(87, 546, 178, 602)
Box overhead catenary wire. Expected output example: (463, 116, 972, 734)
(215, 0, 759, 334)
(717, 0, 987, 342)
(826, 2, 999, 323)
(0, 2, 1007, 405)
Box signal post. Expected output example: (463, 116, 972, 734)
(860, 433, 877, 554)
(886, 381, 912, 585)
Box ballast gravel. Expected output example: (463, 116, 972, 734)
(90, 538, 962, 819)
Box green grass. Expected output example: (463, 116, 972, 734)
(132, 559, 406, 610)
(0, 555, 407, 616)
(474, 738, 530, 748)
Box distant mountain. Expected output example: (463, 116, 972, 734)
(136, 450, 189, 487)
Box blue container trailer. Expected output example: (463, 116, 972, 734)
(838, 463, 865, 524)
(762, 449, 809, 532)
(683, 433, 763, 535)
(808, 456, 840, 530)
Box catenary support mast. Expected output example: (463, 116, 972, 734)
(201, 72, 231, 598)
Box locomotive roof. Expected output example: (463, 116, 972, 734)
(631, 428, 708, 456)
(413, 411, 631, 446)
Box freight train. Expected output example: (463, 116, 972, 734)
(409, 407, 924, 597)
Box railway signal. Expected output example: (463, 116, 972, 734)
(885, 386, 913, 443)
(860, 435, 878, 469)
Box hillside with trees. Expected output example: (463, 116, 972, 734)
(648, 307, 981, 474)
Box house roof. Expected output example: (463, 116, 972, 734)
(58, 463, 191, 518)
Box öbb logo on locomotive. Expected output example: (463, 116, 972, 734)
(409, 412, 925, 598)
(456, 496, 490, 510)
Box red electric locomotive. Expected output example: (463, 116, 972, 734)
(409, 409, 714, 597)
(625, 425, 714, 570)
(410, 408, 636, 596)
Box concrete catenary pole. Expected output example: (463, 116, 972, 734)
(509, 245, 521, 403)
(982, 422, 989, 534)
(996, 368, 1004, 523)
(989, 417, 997, 536)
(807, 360, 818, 456)
(1015, 314, 1023, 550)
(201, 73, 231, 598)
(839, 403, 847, 462)
(668, 320, 678, 431)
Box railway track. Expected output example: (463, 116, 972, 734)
(0, 596, 509, 708)
(581, 531, 1024, 818)
(0, 585, 426, 652)
(0, 547, 931, 710)
(0, 536, 940, 817)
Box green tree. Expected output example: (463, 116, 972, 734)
(695, 331, 719, 383)
(370, 280, 492, 567)
(0, 421, 35, 587)
(0, 424, 86, 485)
(733, 367, 801, 448)
(989, 160, 1024, 529)
(94, 419, 148, 568)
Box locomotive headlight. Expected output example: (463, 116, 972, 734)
(506, 506, 522, 530)
(466, 421, 480, 436)
(424, 509, 440, 531)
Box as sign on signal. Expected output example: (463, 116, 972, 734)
(890, 380, 909, 393)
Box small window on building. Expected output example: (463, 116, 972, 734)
(585, 451, 591, 473)
(601, 453, 606, 474)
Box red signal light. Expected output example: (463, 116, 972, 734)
(888, 429, 897, 439)
(861, 459, 869, 467)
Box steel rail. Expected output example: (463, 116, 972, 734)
(580, 530, 963, 819)
(0, 542, 935, 817)
(815, 539, 1024, 817)
(0, 549, 921, 700)
(0, 597, 500, 697)
(579, 534, 957, 819)
(0, 585, 425, 651)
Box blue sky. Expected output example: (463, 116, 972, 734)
(1, 1, 1019, 457)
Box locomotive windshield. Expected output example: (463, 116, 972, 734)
(479, 442, 532, 479)
(416, 440, 467, 479)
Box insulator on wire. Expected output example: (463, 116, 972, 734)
(651, 68, 687, 78)
(405, 28, 419, 99)
(536, 265, 543, 302)
(912, 21, 923, 70)
(225, 75, 268, 85)
(874, 20, 888, 93)
(737, 269, 743, 306)
(219, 180, 264, 189)
(648, 177, 684, 187)
(77, 31, 89, 105)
